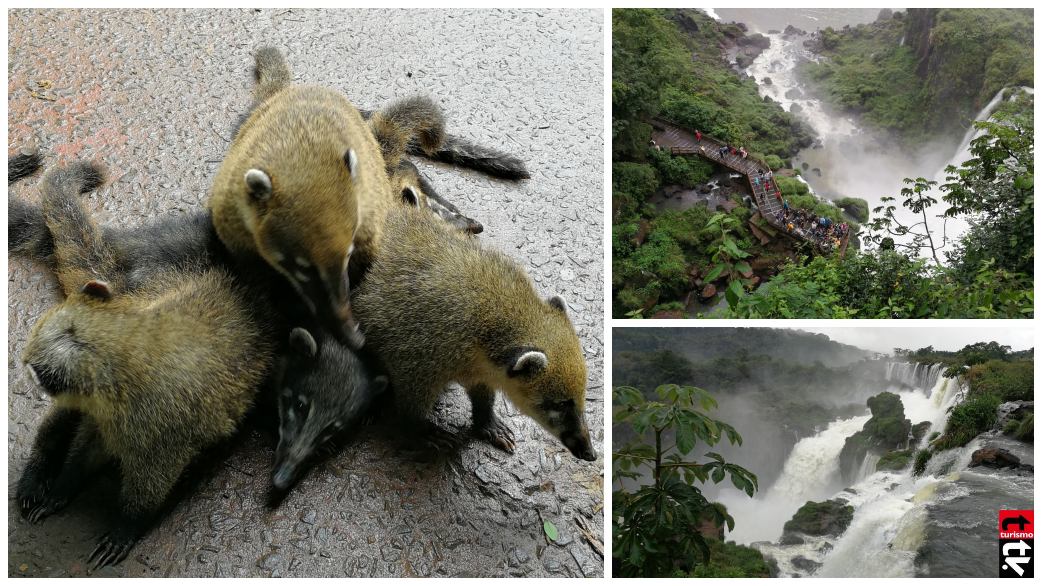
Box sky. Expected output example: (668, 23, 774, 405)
(788, 326, 1035, 355)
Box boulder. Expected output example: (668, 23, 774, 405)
(701, 283, 717, 299)
(791, 556, 821, 574)
(995, 401, 1033, 430)
(716, 199, 738, 213)
(969, 448, 1021, 469)
(783, 499, 855, 536)
(739, 268, 754, 279)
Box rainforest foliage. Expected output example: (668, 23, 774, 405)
(612, 384, 761, 577)
(612, 8, 821, 319)
(612, 7, 1033, 319)
(800, 8, 1033, 147)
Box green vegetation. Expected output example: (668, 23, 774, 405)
(876, 448, 914, 471)
(678, 537, 771, 578)
(931, 359, 1033, 450)
(613, 7, 1033, 320)
(612, 384, 759, 577)
(783, 500, 855, 536)
(612, 8, 818, 318)
(800, 8, 1033, 147)
(840, 392, 912, 483)
(912, 448, 932, 476)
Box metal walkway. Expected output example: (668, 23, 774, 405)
(649, 117, 848, 256)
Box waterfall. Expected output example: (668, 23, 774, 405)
(853, 453, 881, 485)
(885, 362, 944, 392)
(717, 415, 870, 544)
(750, 373, 1031, 577)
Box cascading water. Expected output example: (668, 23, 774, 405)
(707, 9, 1034, 256)
(717, 415, 870, 545)
(886, 362, 944, 393)
(740, 371, 1033, 577)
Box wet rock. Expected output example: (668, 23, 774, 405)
(554, 530, 574, 547)
(790, 103, 803, 114)
(784, 88, 804, 100)
(701, 283, 716, 299)
(791, 555, 821, 573)
(969, 448, 1021, 469)
(380, 545, 402, 563)
(569, 547, 597, 577)
(208, 513, 241, 533)
(256, 552, 280, 571)
(778, 534, 805, 545)
(783, 499, 854, 536)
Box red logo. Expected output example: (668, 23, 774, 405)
(1001, 510, 1034, 538)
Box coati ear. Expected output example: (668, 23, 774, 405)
(547, 296, 568, 315)
(81, 281, 112, 302)
(288, 328, 318, 359)
(244, 169, 273, 202)
(344, 149, 358, 176)
(510, 350, 548, 376)
(401, 186, 420, 207)
(373, 375, 389, 395)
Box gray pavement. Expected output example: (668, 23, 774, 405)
(8, 8, 604, 578)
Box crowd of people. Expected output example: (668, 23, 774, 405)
(775, 203, 848, 251)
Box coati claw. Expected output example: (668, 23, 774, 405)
(476, 418, 516, 454)
(89, 532, 133, 570)
(425, 426, 460, 453)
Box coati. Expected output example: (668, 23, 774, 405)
(391, 159, 483, 234)
(270, 327, 388, 491)
(209, 47, 445, 349)
(352, 206, 597, 462)
(14, 162, 277, 569)
(10, 159, 386, 564)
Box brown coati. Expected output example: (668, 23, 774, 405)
(391, 159, 483, 234)
(14, 162, 278, 569)
(209, 47, 446, 349)
(10, 160, 387, 566)
(352, 206, 596, 461)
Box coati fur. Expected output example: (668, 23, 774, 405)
(209, 47, 445, 349)
(270, 327, 388, 491)
(14, 162, 278, 569)
(391, 159, 483, 234)
(10, 156, 415, 507)
(352, 206, 597, 461)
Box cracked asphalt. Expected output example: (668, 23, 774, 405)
(8, 8, 604, 578)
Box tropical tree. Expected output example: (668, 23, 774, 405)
(612, 384, 758, 577)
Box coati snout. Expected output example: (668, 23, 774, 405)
(271, 328, 387, 491)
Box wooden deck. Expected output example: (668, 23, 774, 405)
(649, 117, 848, 255)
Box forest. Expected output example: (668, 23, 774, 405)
(612, 8, 1034, 319)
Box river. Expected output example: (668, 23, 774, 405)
(712, 363, 1034, 577)
(706, 8, 991, 254)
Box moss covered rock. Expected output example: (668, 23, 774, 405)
(783, 499, 855, 536)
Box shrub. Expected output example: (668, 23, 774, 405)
(933, 394, 1002, 450)
(912, 449, 932, 477)
(764, 154, 783, 170)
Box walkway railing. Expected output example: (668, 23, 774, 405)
(649, 116, 848, 255)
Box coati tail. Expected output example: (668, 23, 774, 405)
(411, 134, 530, 180)
(9, 150, 43, 183)
(39, 163, 117, 295)
(368, 95, 447, 174)
(9, 198, 53, 258)
(252, 46, 292, 104)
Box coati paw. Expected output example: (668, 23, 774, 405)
(88, 528, 137, 570)
(476, 419, 516, 454)
(26, 497, 67, 524)
(424, 426, 460, 453)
